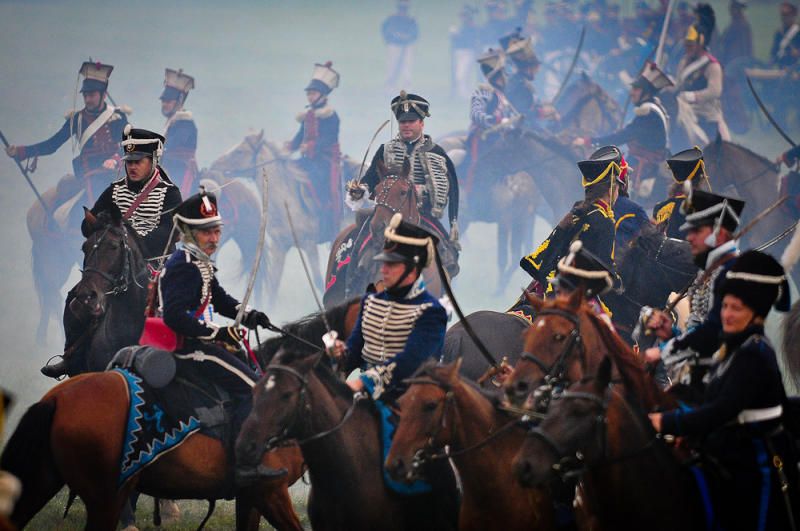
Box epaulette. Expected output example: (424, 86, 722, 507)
(172, 110, 193, 121)
(633, 104, 652, 117)
(64, 110, 76, 120)
(295, 105, 336, 122)
(109, 112, 124, 121)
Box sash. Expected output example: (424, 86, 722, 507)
(678, 56, 710, 88)
(77, 105, 116, 152)
(778, 24, 800, 59)
(123, 170, 162, 220)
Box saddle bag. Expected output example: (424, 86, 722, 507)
(109, 345, 176, 388)
(139, 317, 182, 352)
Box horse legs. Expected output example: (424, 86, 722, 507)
(235, 495, 262, 531)
(30, 235, 75, 345)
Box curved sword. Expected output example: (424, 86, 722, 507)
(746, 76, 797, 148)
(234, 168, 269, 327)
(356, 119, 391, 185)
(550, 26, 586, 107)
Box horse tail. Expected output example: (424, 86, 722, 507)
(782, 301, 800, 388)
(0, 399, 60, 490)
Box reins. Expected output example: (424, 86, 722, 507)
(80, 223, 147, 296)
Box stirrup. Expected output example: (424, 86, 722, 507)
(40, 355, 68, 380)
(235, 464, 288, 485)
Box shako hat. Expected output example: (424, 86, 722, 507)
(174, 189, 223, 230)
(374, 213, 438, 268)
(391, 91, 430, 121)
(550, 240, 614, 297)
(720, 250, 790, 316)
(305, 61, 340, 95)
(686, 3, 715, 47)
(477, 48, 506, 81)
(161, 68, 195, 101)
(631, 61, 673, 92)
(578, 145, 624, 188)
(667, 147, 705, 183)
(79, 61, 113, 93)
(121, 125, 165, 161)
(679, 189, 745, 232)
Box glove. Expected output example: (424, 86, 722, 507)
(678, 91, 697, 104)
(214, 325, 243, 350)
(243, 310, 271, 330)
(5, 145, 20, 159)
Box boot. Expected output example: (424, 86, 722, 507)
(41, 358, 68, 379)
(235, 464, 288, 486)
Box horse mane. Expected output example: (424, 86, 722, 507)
(272, 348, 354, 399)
(707, 138, 775, 171)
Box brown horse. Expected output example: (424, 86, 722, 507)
(386, 360, 555, 531)
(513, 357, 706, 531)
(556, 73, 623, 139)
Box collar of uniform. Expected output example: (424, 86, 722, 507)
(705, 239, 738, 270)
(297, 103, 335, 121)
(83, 102, 107, 119)
(181, 242, 215, 264)
(592, 199, 614, 219)
(406, 275, 426, 299)
(126, 167, 160, 192)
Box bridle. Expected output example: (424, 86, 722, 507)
(219, 136, 276, 178)
(261, 361, 366, 452)
(373, 173, 419, 223)
(80, 223, 146, 297)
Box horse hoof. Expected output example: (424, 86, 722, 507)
(159, 499, 181, 523)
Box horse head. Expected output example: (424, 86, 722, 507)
(209, 130, 269, 179)
(386, 359, 463, 483)
(71, 208, 145, 320)
(370, 157, 420, 237)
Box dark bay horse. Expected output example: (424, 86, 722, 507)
(556, 73, 623, 139)
(386, 360, 555, 531)
(513, 357, 706, 531)
(235, 349, 459, 531)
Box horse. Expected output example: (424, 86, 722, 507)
(386, 359, 555, 531)
(235, 348, 459, 531)
(70, 208, 150, 373)
(512, 357, 706, 531)
(2, 296, 370, 530)
(556, 72, 623, 139)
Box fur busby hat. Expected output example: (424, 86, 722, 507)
(679, 190, 745, 233)
(174, 189, 223, 230)
(721, 250, 790, 317)
(374, 213, 438, 269)
(667, 147, 706, 184)
(121, 125, 165, 161)
(579, 145, 624, 189)
(161, 68, 195, 101)
(79, 61, 113, 93)
(305, 61, 340, 95)
(550, 240, 614, 297)
(391, 91, 430, 121)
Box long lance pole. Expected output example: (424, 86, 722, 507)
(654, 0, 677, 67)
(0, 129, 53, 219)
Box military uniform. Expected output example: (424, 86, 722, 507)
(771, 16, 800, 69)
(520, 146, 622, 297)
(382, 0, 418, 91)
(504, 35, 551, 131)
(289, 62, 342, 238)
(10, 62, 128, 208)
(160, 68, 198, 198)
(659, 251, 797, 531)
(653, 147, 709, 239)
(343, 215, 447, 401)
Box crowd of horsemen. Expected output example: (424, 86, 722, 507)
(3, 1, 800, 529)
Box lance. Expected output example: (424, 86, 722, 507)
(654, 0, 678, 67)
(0, 129, 53, 220)
(234, 168, 269, 328)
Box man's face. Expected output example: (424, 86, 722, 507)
(684, 40, 701, 58)
(721, 294, 756, 333)
(685, 225, 713, 256)
(161, 98, 180, 118)
(399, 118, 424, 141)
(125, 157, 154, 182)
(83, 91, 103, 112)
(194, 226, 222, 256)
(781, 7, 796, 28)
(381, 260, 418, 287)
(306, 89, 322, 105)
(630, 86, 644, 103)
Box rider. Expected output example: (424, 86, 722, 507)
(503, 33, 558, 130)
(550, 240, 617, 324)
(286, 61, 342, 238)
(160, 68, 198, 198)
(613, 154, 650, 251)
(159, 190, 284, 481)
(584, 62, 672, 198)
(650, 250, 798, 531)
(5, 61, 128, 215)
(519, 145, 622, 299)
(329, 213, 447, 401)
(42, 126, 183, 379)
(652, 147, 711, 239)
(643, 189, 745, 394)
(771, 2, 800, 71)
(359, 91, 460, 273)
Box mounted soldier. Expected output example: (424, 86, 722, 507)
(358, 91, 460, 274)
(771, 2, 800, 71)
(160, 68, 198, 198)
(504, 33, 558, 131)
(286, 61, 342, 239)
(653, 147, 711, 239)
(41, 126, 182, 379)
(613, 154, 650, 252)
(666, 4, 730, 146)
(519, 145, 622, 299)
(5, 61, 128, 221)
(643, 189, 745, 395)
(584, 62, 673, 199)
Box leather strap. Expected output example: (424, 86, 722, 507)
(123, 170, 162, 220)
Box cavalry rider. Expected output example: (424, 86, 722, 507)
(503, 33, 558, 130)
(41, 126, 182, 379)
(160, 68, 198, 198)
(286, 61, 342, 237)
(643, 189, 745, 394)
(653, 146, 711, 239)
(584, 62, 673, 199)
(520, 145, 622, 299)
(359, 91, 460, 273)
(650, 250, 798, 531)
(5, 61, 128, 217)
(771, 2, 800, 71)
(667, 4, 730, 146)
(159, 191, 284, 480)
(329, 213, 447, 401)
(613, 155, 650, 251)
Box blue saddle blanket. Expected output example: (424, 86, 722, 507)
(376, 398, 432, 495)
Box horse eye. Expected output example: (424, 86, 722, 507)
(554, 334, 565, 342)
(423, 401, 438, 412)
(280, 391, 293, 400)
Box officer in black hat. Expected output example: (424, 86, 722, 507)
(357, 91, 460, 273)
(652, 147, 710, 239)
(549, 240, 616, 321)
(329, 213, 447, 401)
(41, 125, 182, 380)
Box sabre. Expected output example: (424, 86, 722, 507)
(356, 120, 391, 185)
(550, 26, 586, 107)
(234, 168, 269, 327)
(746, 76, 797, 148)
(0, 129, 53, 221)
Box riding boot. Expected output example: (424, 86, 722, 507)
(42, 290, 89, 379)
(231, 397, 287, 485)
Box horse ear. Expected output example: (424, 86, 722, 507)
(523, 290, 545, 312)
(109, 205, 123, 224)
(567, 287, 584, 310)
(446, 357, 463, 382)
(376, 159, 387, 177)
(83, 207, 98, 229)
(596, 356, 613, 391)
